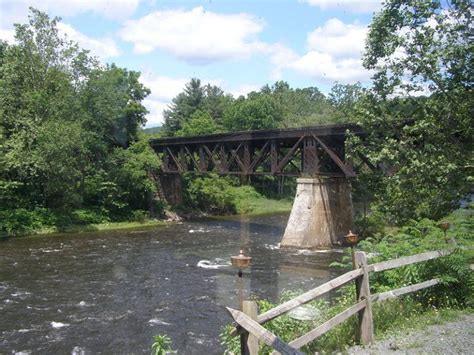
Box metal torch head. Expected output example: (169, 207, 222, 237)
(438, 222, 450, 232)
(231, 250, 252, 269)
(345, 230, 359, 246)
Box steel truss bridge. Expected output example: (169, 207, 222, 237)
(150, 123, 363, 178)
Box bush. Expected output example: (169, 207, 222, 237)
(184, 175, 261, 214)
(0, 208, 54, 236)
(357, 214, 474, 308)
(130, 209, 147, 223)
(72, 209, 109, 224)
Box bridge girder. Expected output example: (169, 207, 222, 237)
(150, 124, 363, 178)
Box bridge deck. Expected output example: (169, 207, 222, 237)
(150, 123, 362, 147)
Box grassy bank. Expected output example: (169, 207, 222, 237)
(1, 194, 292, 239)
(181, 174, 294, 217)
(0, 207, 167, 239)
(235, 196, 293, 216)
(34, 219, 165, 237)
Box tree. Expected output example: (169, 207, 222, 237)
(201, 84, 233, 128)
(223, 93, 283, 131)
(0, 8, 155, 222)
(261, 81, 341, 128)
(162, 78, 204, 136)
(81, 64, 150, 149)
(328, 82, 364, 119)
(162, 79, 233, 136)
(176, 110, 219, 137)
(356, 0, 473, 222)
(0, 9, 92, 208)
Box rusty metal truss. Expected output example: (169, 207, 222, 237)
(150, 124, 363, 178)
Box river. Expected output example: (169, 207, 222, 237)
(0, 213, 344, 354)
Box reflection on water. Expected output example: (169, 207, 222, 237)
(0, 213, 343, 354)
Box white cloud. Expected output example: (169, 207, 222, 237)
(0, 29, 15, 43)
(302, 0, 381, 13)
(57, 23, 120, 59)
(142, 98, 170, 128)
(391, 79, 432, 98)
(141, 73, 223, 127)
(266, 43, 299, 80)
(120, 6, 265, 64)
(140, 72, 188, 102)
(140, 73, 189, 127)
(272, 18, 372, 84)
(307, 18, 367, 58)
(288, 51, 369, 82)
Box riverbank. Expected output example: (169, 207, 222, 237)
(36, 219, 166, 236)
(1, 196, 293, 239)
(219, 196, 293, 216)
(0, 219, 166, 240)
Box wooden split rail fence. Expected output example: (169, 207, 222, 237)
(226, 249, 451, 355)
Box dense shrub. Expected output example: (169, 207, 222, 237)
(184, 175, 261, 214)
(72, 209, 109, 225)
(357, 213, 474, 308)
(0, 208, 53, 236)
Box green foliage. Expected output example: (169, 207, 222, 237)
(175, 110, 219, 137)
(81, 64, 150, 149)
(162, 78, 204, 135)
(163, 79, 343, 138)
(357, 212, 474, 308)
(72, 209, 109, 225)
(336, 208, 474, 308)
(354, 0, 474, 222)
(0, 208, 51, 236)
(82, 135, 162, 220)
(142, 126, 162, 135)
(0, 8, 160, 236)
(223, 93, 283, 131)
(162, 79, 232, 136)
(184, 175, 261, 214)
(221, 287, 465, 354)
(328, 82, 364, 119)
(151, 334, 175, 355)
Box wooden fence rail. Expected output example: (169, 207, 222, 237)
(226, 249, 451, 355)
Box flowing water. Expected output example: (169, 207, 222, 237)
(0, 213, 344, 354)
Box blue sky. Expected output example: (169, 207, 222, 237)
(0, 0, 381, 127)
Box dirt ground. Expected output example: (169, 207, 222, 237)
(347, 314, 474, 354)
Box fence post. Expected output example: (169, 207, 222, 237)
(354, 251, 374, 345)
(241, 300, 259, 355)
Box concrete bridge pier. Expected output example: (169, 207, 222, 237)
(281, 177, 353, 248)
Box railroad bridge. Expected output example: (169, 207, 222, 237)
(150, 123, 364, 248)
